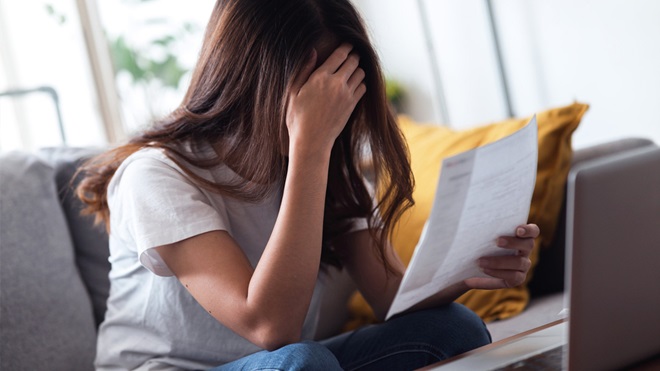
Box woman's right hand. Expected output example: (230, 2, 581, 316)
(286, 43, 367, 157)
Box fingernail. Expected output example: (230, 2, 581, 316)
(517, 227, 526, 237)
(497, 238, 508, 247)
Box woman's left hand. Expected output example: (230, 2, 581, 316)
(464, 224, 540, 290)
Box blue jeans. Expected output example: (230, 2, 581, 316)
(211, 303, 491, 370)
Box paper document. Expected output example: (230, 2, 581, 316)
(386, 117, 538, 320)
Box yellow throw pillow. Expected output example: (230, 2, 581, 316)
(345, 102, 589, 330)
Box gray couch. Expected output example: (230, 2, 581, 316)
(0, 138, 655, 370)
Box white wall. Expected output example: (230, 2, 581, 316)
(354, 0, 444, 124)
(355, 0, 510, 127)
(494, 0, 660, 148)
(423, 0, 510, 127)
(356, 0, 660, 149)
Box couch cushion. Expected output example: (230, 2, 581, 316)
(345, 103, 588, 329)
(39, 147, 111, 327)
(0, 151, 96, 370)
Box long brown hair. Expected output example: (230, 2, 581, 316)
(77, 0, 414, 272)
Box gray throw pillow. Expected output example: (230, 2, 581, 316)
(0, 151, 96, 371)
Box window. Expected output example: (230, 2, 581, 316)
(95, 0, 214, 135)
(0, 0, 105, 151)
(0, 0, 214, 151)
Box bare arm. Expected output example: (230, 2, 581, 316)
(156, 152, 330, 350)
(331, 230, 404, 321)
(155, 44, 367, 350)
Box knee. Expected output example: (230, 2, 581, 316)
(443, 303, 492, 348)
(429, 303, 491, 351)
(393, 303, 491, 355)
(274, 341, 342, 370)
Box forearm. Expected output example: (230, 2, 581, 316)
(247, 148, 331, 340)
(333, 230, 404, 321)
(247, 42, 366, 336)
(335, 230, 472, 321)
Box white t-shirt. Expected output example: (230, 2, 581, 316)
(95, 148, 327, 370)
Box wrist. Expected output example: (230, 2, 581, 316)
(288, 137, 334, 163)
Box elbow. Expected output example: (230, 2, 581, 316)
(229, 306, 306, 350)
(252, 324, 302, 351)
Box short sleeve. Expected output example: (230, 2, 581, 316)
(108, 152, 229, 276)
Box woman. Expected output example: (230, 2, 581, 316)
(78, 0, 538, 369)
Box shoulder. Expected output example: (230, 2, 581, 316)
(117, 147, 179, 178)
(114, 146, 240, 190)
(110, 146, 219, 190)
(107, 147, 196, 205)
(106, 147, 233, 256)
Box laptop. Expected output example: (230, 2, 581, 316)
(562, 144, 660, 370)
(427, 145, 660, 370)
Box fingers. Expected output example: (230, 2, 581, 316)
(466, 224, 540, 290)
(347, 66, 366, 92)
(478, 255, 532, 273)
(319, 45, 364, 84)
(467, 268, 527, 289)
(318, 43, 353, 74)
(291, 49, 318, 94)
(338, 52, 365, 102)
(353, 83, 367, 103)
(465, 276, 512, 290)
(311, 44, 365, 96)
(469, 254, 530, 289)
(483, 269, 527, 288)
(478, 254, 531, 288)
(337, 52, 360, 79)
(516, 224, 540, 238)
(495, 223, 539, 258)
(495, 235, 534, 258)
(319, 44, 366, 104)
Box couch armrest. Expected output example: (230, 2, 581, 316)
(0, 151, 97, 370)
(38, 147, 111, 327)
